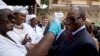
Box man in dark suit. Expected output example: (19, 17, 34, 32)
(56, 6, 99, 56)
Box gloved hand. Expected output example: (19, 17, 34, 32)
(48, 19, 61, 36)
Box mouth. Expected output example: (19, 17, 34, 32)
(67, 25, 75, 30)
(11, 25, 14, 29)
(9, 27, 13, 31)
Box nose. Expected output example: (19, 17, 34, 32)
(66, 21, 71, 25)
(11, 19, 15, 24)
(11, 22, 14, 26)
(21, 16, 25, 20)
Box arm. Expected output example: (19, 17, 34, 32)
(27, 19, 61, 56)
(26, 32, 55, 56)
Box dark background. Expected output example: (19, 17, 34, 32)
(3, 0, 36, 5)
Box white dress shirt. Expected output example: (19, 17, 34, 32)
(72, 25, 86, 35)
(41, 25, 47, 33)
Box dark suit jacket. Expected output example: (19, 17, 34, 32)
(48, 30, 68, 56)
(57, 28, 99, 56)
(96, 30, 100, 41)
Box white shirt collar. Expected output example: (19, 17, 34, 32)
(72, 25, 86, 35)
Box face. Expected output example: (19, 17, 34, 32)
(65, 8, 85, 32)
(30, 18, 38, 26)
(42, 18, 49, 26)
(14, 13, 26, 25)
(0, 9, 15, 32)
(5, 20, 14, 31)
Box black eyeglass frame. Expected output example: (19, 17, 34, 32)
(65, 16, 82, 23)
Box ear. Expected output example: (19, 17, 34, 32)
(81, 17, 86, 22)
(82, 17, 86, 21)
(81, 17, 86, 24)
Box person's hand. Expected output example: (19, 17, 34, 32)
(26, 42, 36, 50)
(48, 19, 61, 36)
(22, 34, 31, 45)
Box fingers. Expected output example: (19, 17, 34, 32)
(25, 34, 32, 41)
(22, 34, 31, 45)
(25, 34, 28, 39)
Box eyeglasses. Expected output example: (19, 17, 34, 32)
(65, 16, 81, 23)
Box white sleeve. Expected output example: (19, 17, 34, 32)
(0, 40, 26, 56)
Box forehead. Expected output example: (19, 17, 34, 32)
(15, 12, 26, 16)
(0, 9, 13, 15)
(43, 18, 48, 20)
(67, 8, 80, 17)
(0, 9, 15, 22)
(42, 17, 48, 19)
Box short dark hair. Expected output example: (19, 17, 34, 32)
(71, 6, 86, 17)
(42, 16, 48, 20)
(78, 6, 85, 17)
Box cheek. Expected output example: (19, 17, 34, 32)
(67, 23, 74, 29)
(76, 19, 83, 25)
(0, 24, 10, 32)
(31, 21, 35, 24)
(0, 24, 6, 30)
(67, 23, 78, 31)
(17, 18, 25, 23)
(6, 24, 11, 29)
(6, 23, 13, 29)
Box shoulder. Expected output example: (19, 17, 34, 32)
(23, 23, 31, 27)
(81, 43, 99, 53)
(74, 28, 92, 41)
(36, 25, 42, 30)
(0, 35, 8, 44)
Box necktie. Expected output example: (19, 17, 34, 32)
(66, 32, 72, 41)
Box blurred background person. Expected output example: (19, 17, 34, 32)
(26, 14, 44, 44)
(38, 16, 49, 34)
(85, 21, 99, 50)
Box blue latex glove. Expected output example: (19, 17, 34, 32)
(48, 19, 61, 36)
